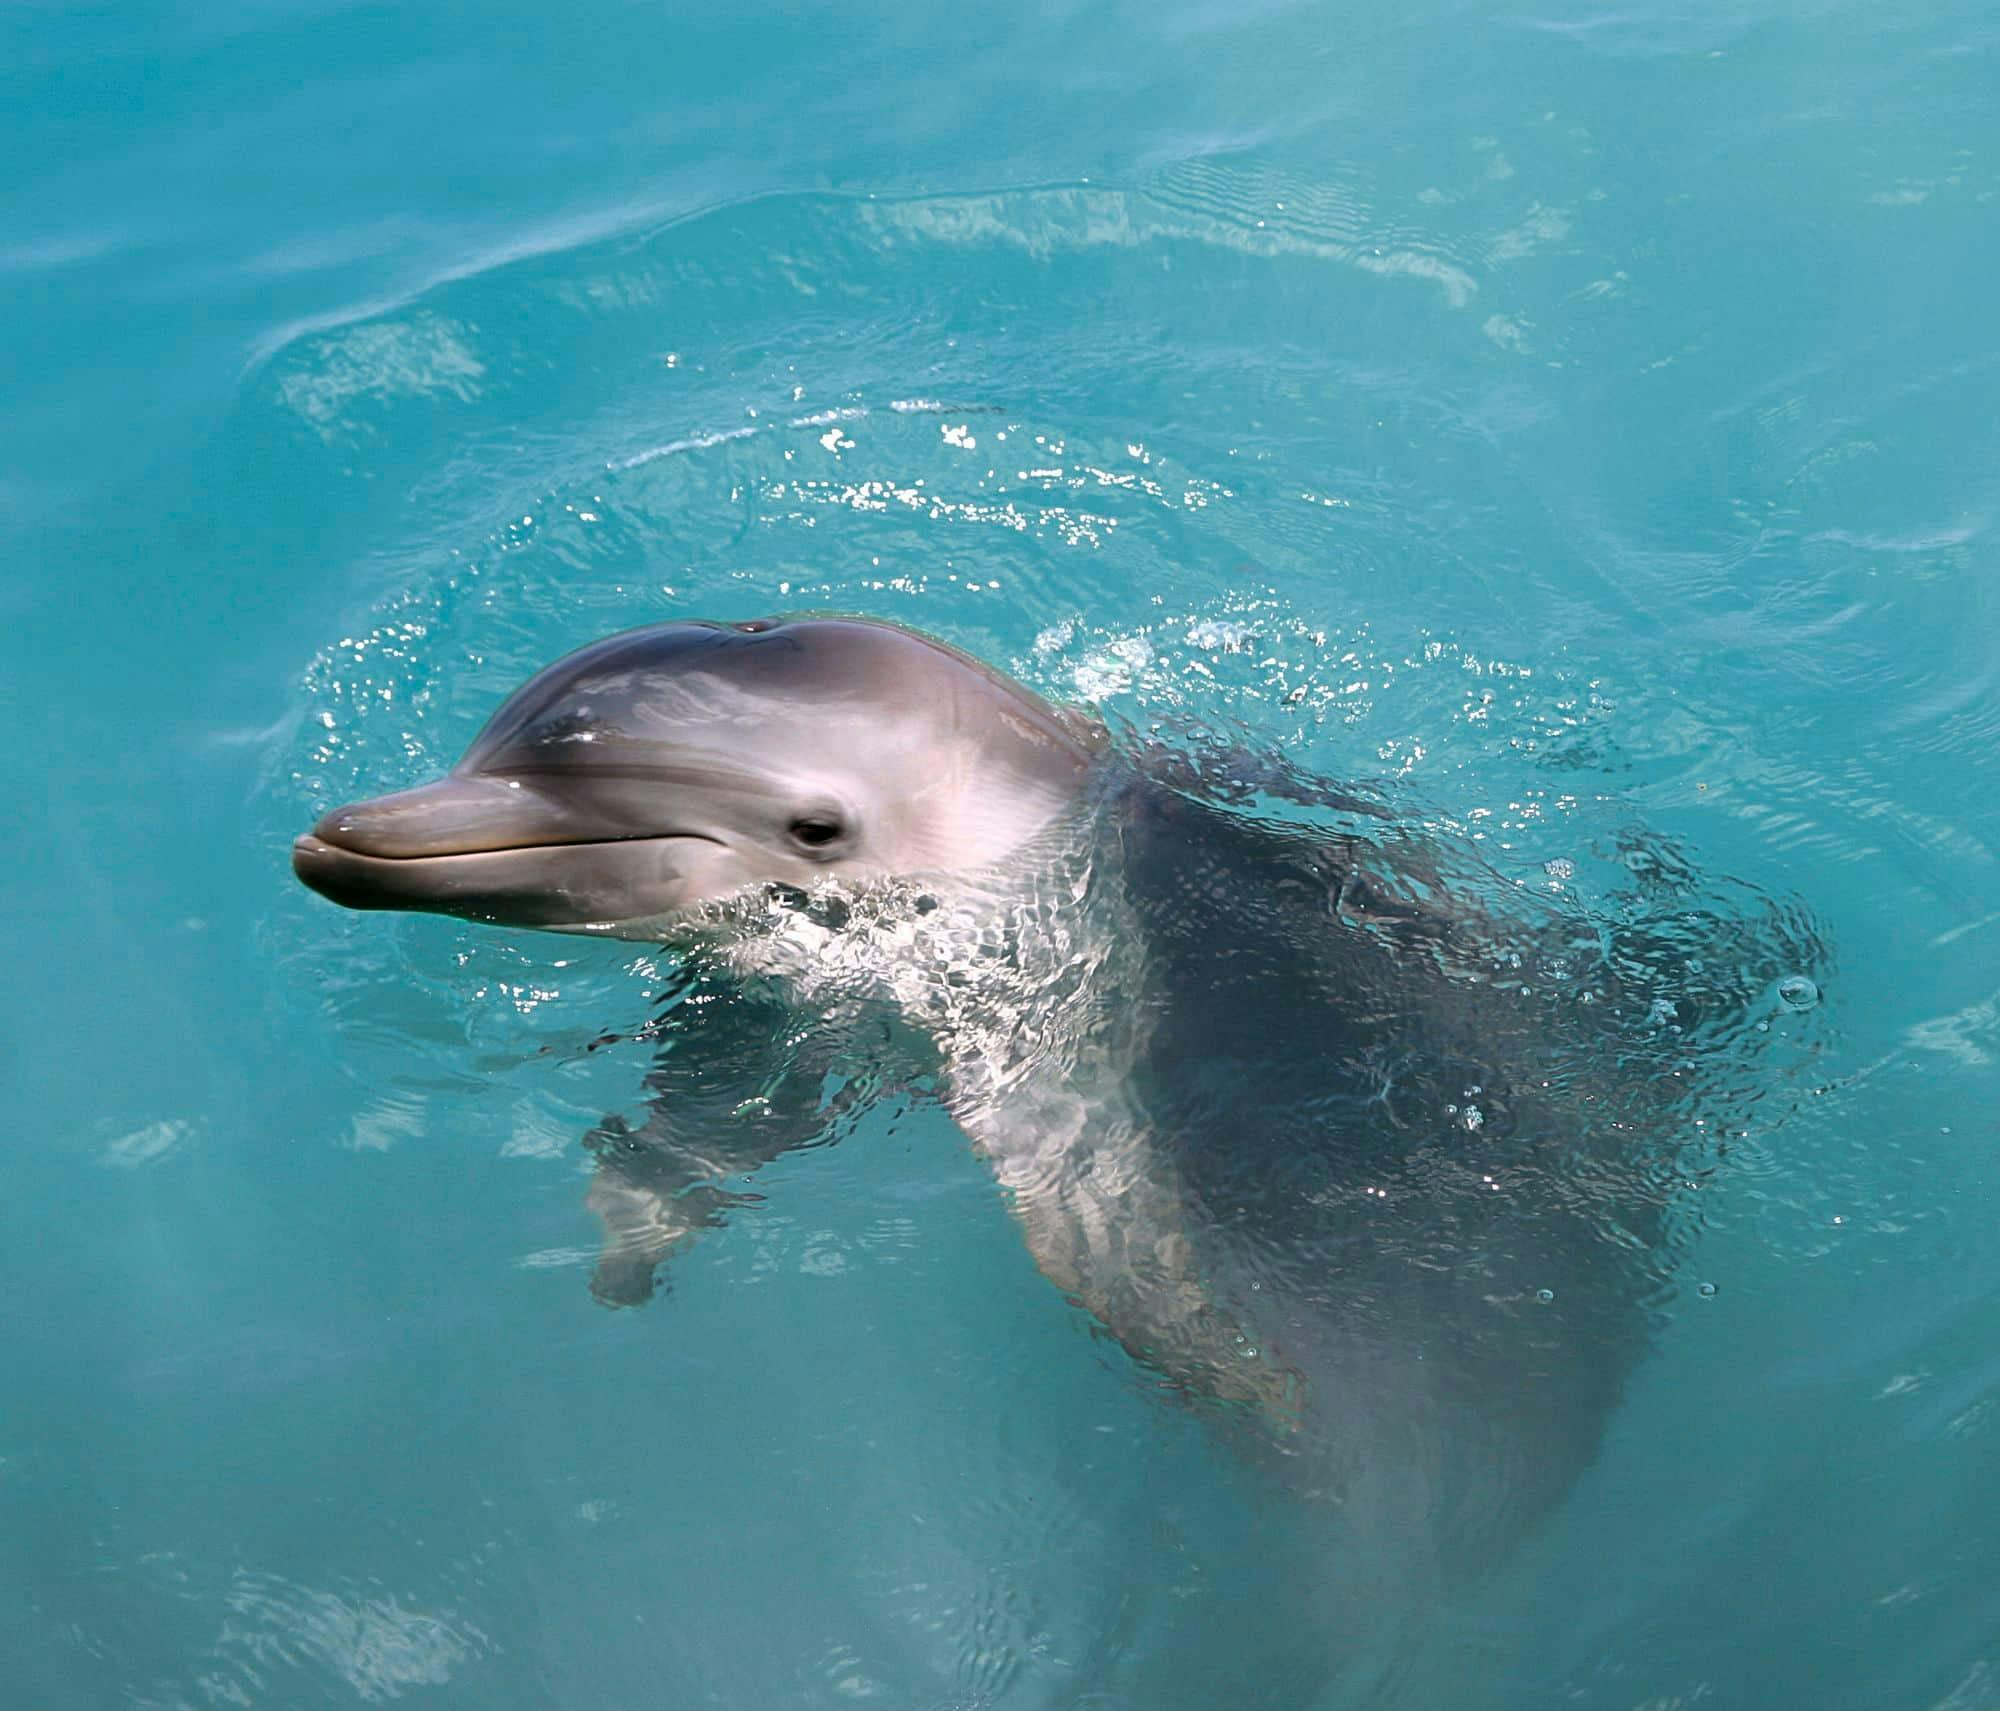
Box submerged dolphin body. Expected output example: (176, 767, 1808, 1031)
(294, 614, 1789, 1654)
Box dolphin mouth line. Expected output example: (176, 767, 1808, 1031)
(291, 828, 733, 923)
(293, 829, 726, 863)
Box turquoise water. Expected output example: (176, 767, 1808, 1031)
(7, 1, 2000, 1705)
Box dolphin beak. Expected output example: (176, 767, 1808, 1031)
(290, 831, 391, 910)
(293, 775, 574, 913)
(302, 776, 585, 860)
(291, 776, 722, 927)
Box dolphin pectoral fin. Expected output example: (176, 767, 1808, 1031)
(581, 1084, 853, 1307)
(578, 980, 873, 1307)
(1004, 1165, 1302, 1429)
(583, 1123, 760, 1306)
(1095, 1284, 1304, 1427)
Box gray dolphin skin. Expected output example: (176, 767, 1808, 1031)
(294, 612, 1813, 1697)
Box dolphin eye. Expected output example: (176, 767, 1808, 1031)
(787, 814, 846, 855)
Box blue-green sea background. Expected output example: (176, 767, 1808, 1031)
(6, 2, 1999, 1706)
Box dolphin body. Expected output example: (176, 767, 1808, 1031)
(295, 615, 1766, 1687)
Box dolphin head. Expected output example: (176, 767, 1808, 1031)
(292, 616, 1100, 937)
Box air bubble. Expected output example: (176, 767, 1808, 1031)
(1776, 974, 1820, 1012)
(1536, 1288, 1555, 1303)
(1696, 1282, 1717, 1299)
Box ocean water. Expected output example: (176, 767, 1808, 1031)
(6, 1, 2000, 1706)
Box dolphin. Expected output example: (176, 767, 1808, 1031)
(293, 614, 1788, 1581)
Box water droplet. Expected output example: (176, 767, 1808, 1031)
(1776, 974, 1820, 1012)
(1697, 1281, 1717, 1298)
(1536, 1288, 1555, 1303)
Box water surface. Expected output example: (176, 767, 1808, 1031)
(5, 2, 1999, 1706)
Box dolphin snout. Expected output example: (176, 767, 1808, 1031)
(292, 776, 731, 927)
(305, 776, 570, 860)
(291, 830, 407, 912)
(292, 775, 599, 915)
(291, 832, 383, 910)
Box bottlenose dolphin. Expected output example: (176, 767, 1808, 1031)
(293, 615, 1787, 1568)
